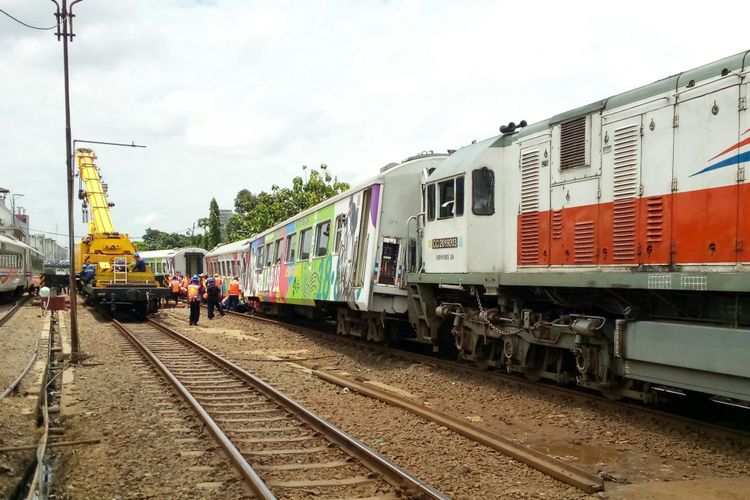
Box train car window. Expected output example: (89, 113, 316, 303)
(334, 215, 346, 254)
(456, 176, 465, 216)
(438, 179, 455, 219)
(265, 243, 273, 267)
(472, 167, 495, 215)
(285, 233, 297, 262)
(427, 183, 436, 221)
(299, 228, 312, 260)
(232, 261, 238, 276)
(255, 246, 263, 268)
(274, 238, 283, 264)
(315, 220, 331, 257)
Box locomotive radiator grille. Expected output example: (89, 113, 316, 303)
(612, 124, 640, 261)
(520, 149, 541, 265)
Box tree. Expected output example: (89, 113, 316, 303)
(206, 198, 222, 250)
(136, 228, 193, 251)
(226, 165, 349, 241)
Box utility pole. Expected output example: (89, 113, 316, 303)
(52, 0, 83, 363)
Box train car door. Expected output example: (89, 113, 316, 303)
(600, 115, 642, 266)
(672, 79, 741, 265)
(518, 137, 551, 266)
(377, 237, 400, 286)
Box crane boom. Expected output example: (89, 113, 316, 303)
(76, 149, 115, 235)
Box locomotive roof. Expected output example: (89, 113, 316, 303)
(429, 50, 750, 180)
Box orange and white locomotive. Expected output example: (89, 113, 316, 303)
(410, 51, 750, 402)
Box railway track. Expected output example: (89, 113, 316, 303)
(114, 318, 445, 499)
(216, 309, 750, 442)
(0, 295, 38, 400)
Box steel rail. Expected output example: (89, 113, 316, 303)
(219, 310, 750, 441)
(146, 318, 446, 499)
(112, 319, 275, 500)
(0, 294, 31, 327)
(0, 296, 41, 400)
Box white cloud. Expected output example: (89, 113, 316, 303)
(1, 0, 748, 248)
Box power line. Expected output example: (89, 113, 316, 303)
(0, 8, 56, 30)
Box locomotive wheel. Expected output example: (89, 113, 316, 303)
(600, 390, 623, 401)
(523, 371, 542, 382)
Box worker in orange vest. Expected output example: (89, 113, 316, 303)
(227, 276, 241, 311)
(168, 275, 181, 306)
(187, 275, 204, 326)
(214, 273, 223, 297)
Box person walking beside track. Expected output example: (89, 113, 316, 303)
(227, 276, 240, 311)
(187, 275, 204, 326)
(206, 277, 225, 319)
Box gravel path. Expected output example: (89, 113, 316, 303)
(159, 309, 750, 498)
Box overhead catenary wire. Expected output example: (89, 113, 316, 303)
(0, 8, 56, 30)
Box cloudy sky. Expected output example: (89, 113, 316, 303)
(1, 0, 748, 248)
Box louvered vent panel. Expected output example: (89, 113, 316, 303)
(519, 150, 541, 265)
(612, 124, 640, 261)
(552, 210, 563, 240)
(560, 117, 586, 170)
(520, 150, 540, 213)
(646, 197, 663, 243)
(574, 220, 596, 264)
(520, 213, 540, 264)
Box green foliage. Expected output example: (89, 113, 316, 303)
(227, 165, 349, 241)
(136, 228, 195, 251)
(206, 198, 222, 250)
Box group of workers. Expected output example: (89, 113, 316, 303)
(165, 272, 242, 326)
(80, 252, 147, 285)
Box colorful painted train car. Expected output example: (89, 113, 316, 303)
(211, 153, 447, 339)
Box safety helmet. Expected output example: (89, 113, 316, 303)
(117, 258, 125, 264)
(134, 253, 140, 258)
(192, 274, 199, 282)
(207, 277, 215, 284)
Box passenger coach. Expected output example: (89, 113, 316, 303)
(234, 153, 446, 340)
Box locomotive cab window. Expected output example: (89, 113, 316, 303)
(472, 167, 494, 215)
(426, 183, 436, 221)
(437, 175, 465, 219)
(299, 228, 312, 260)
(315, 220, 331, 258)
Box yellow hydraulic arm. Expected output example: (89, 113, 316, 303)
(76, 149, 115, 235)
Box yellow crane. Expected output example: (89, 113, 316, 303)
(74, 148, 168, 317)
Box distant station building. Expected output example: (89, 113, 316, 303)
(28, 234, 68, 262)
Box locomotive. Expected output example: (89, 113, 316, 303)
(210, 51, 750, 403)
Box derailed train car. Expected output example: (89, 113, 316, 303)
(232, 153, 447, 339)
(409, 51, 750, 402)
